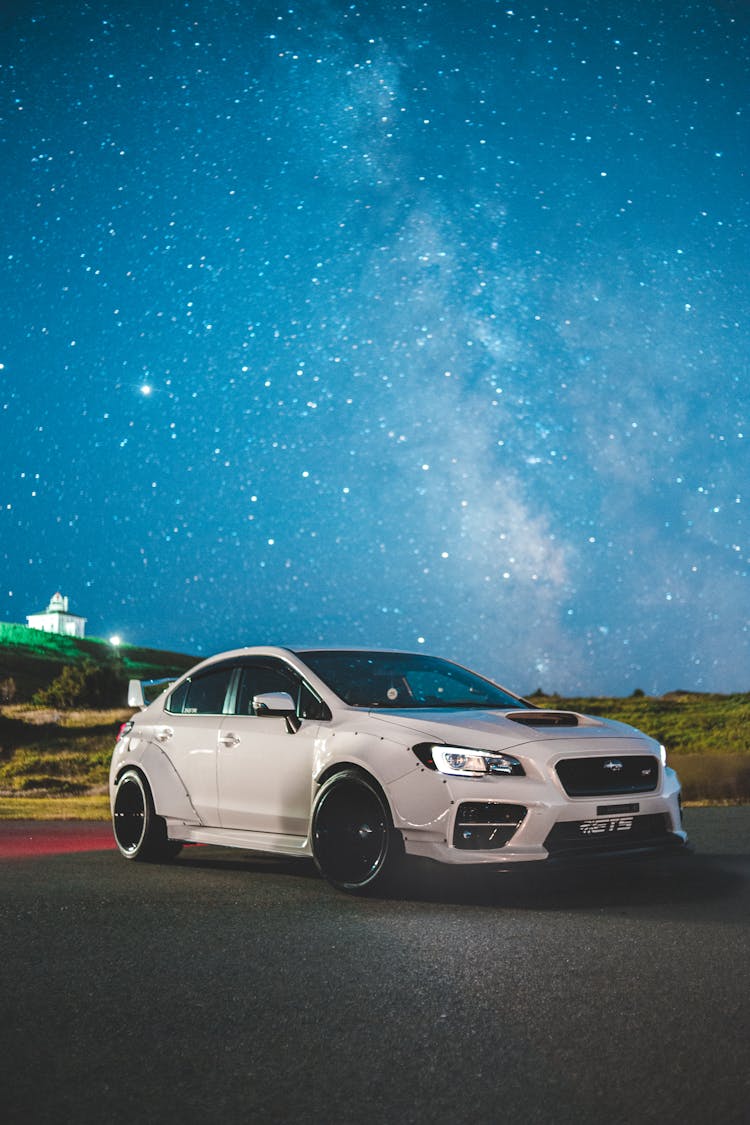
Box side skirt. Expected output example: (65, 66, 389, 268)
(165, 820, 312, 858)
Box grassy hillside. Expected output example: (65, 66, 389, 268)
(0, 625, 194, 815)
(0, 706, 129, 797)
(0, 621, 195, 702)
(0, 627, 747, 809)
(528, 690, 750, 757)
(0, 684, 748, 814)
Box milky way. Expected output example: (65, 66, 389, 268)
(1, 1, 748, 694)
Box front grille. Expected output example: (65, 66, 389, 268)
(544, 813, 672, 856)
(555, 755, 659, 797)
(453, 802, 527, 850)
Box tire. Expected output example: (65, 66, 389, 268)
(311, 770, 404, 894)
(112, 768, 182, 862)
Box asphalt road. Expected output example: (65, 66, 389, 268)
(1, 808, 748, 1125)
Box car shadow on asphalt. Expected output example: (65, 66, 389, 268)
(171, 846, 747, 913)
(397, 852, 749, 912)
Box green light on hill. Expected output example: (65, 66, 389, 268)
(0, 622, 195, 704)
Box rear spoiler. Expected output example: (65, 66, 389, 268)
(128, 677, 176, 709)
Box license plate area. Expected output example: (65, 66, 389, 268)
(580, 815, 635, 836)
(597, 802, 640, 816)
(543, 813, 671, 855)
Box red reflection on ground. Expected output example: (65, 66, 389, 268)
(0, 820, 115, 858)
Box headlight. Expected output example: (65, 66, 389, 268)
(412, 743, 525, 777)
(659, 744, 668, 767)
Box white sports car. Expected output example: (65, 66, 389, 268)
(110, 647, 688, 893)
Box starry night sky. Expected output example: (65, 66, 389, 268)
(2, 0, 748, 695)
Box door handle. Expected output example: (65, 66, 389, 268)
(219, 732, 240, 748)
(155, 726, 173, 742)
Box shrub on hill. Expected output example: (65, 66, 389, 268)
(0, 677, 17, 703)
(32, 661, 125, 709)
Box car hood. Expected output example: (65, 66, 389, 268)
(366, 708, 647, 751)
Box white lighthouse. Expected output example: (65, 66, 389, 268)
(26, 592, 87, 638)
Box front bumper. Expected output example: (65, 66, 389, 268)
(390, 765, 688, 867)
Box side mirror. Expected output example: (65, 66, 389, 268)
(252, 691, 295, 715)
(252, 691, 301, 733)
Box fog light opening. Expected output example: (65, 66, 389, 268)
(453, 802, 528, 851)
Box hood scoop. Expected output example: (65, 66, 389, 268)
(507, 710, 580, 728)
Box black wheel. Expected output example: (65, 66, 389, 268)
(311, 770, 403, 894)
(112, 769, 182, 862)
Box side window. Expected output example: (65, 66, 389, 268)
(167, 666, 233, 715)
(231, 659, 330, 721)
(235, 661, 300, 716)
(166, 680, 189, 714)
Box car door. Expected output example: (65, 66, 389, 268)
(217, 658, 320, 836)
(158, 663, 235, 826)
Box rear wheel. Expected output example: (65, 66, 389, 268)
(112, 769, 182, 862)
(312, 770, 403, 894)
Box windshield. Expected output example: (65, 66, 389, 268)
(298, 650, 527, 710)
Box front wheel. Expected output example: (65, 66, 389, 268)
(311, 770, 404, 894)
(112, 769, 182, 862)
